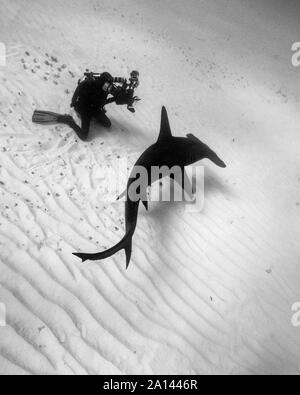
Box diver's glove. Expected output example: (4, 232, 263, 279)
(127, 105, 135, 113)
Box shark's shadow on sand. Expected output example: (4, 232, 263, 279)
(147, 167, 232, 215)
(73, 106, 226, 269)
(146, 169, 233, 260)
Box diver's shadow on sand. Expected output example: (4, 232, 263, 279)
(87, 116, 146, 146)
(82, 120, 114, 142)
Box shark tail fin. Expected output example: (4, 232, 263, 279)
(72, 253, 91, 263)
(125, 238, 132, 270)
(73, 233, 134, 269)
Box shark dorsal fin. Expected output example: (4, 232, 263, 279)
(157, 106, 172, 142)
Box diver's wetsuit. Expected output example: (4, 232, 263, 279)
(67, 72, 126, 141)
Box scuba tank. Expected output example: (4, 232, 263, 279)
(83, 70, 102, 80)
(78, 69, 102, 85)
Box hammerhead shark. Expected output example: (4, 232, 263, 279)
(73, 106, 226, 268)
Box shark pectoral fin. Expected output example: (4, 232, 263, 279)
(117, 189, 126, 201)
(157, 106, 173, 142)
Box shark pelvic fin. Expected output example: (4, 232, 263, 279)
(142, 200, 149, 211)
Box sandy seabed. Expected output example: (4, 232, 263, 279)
(0, 0, 300, 375)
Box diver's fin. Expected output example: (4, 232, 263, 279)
(32, 110, 61, 124)
(32, 110, 71, 125)
(157, 106, 172, 142)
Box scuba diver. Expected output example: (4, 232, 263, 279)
(32, 70, 140, 141)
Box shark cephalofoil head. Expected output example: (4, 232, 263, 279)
(186, 134, 226, 168)
(207, 150, 227, 168)
(158, 107, 226, 168)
